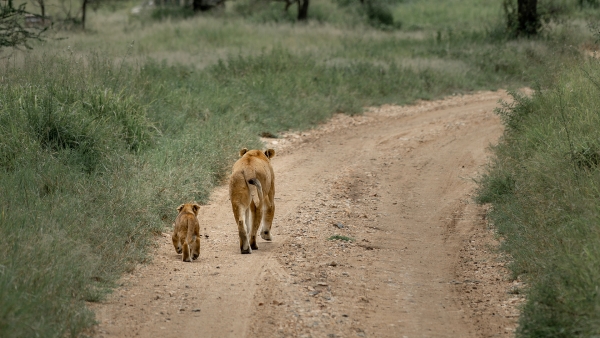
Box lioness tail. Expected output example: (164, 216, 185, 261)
(248, 178, 269, 208)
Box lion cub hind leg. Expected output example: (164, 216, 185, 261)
(191, 236, 200, 260)
(172, 226, 183, 254)
(182, 242, 191, 262)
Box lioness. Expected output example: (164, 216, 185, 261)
(172, 203, 201, 262)
(229, 148, 275, 254)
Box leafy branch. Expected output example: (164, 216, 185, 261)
(0, 0, 46, 50)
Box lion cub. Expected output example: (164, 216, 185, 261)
(229, 148, 275, 254)
(172, 203, 201, 262)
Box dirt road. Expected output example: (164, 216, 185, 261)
(92, 90, 524, 338)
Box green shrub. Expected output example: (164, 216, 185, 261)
(328, 235, 355, 241)
(151, 5, 196, 21)
(495, 90, 537, 134)
(365, 1, 398, 29)
(232, 0, 296, 23)
(0, 53, 161, 337)
(475, 172, 515, 204)
(477, 61, 600, 337)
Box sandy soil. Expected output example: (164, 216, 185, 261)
(91, 90, 525, 338)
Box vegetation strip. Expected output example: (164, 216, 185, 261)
(477, 61, 600, 336)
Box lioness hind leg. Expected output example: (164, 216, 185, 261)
(250, 202, 262, 251)
(238, 219, 252, 254)
(260, 201, 275, 241)
(234, 205, 251, 254)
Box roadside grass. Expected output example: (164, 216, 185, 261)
(328, 235, 355, 242)
(1, 0, 599, 336)
(392, 0, 501, 32)
(0, 54, 158, 336)
(476, 61, 600, 337)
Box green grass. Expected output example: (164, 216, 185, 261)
(393, 0, 501, 32)
(1, 0, 600, 336)
(0, 54, 157, 336)
(476, 61, 600, 337)
(0, 51, 264, 336)
(328, 235, 355, 242)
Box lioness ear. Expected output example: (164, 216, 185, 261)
(192, 204, 201, 214)
(264, 149, 275, 159)
(177, 204, 184, 212)
(239, 148, 248, 157)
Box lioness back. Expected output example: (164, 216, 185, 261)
(229, 148, 275, 254)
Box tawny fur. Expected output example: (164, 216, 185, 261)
(229, 148, 275, 254)
(172, 203, 201, 262)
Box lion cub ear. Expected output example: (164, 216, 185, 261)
(239, 148, 249, 157)
(264, 149, 275, 159)
(177, 204, 185, 212)
(192, 204, 201, 214)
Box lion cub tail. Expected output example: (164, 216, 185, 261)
(248, 178, 269, 208)
(186, 217, 197, 246)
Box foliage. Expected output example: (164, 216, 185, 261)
(232, 0, 297, 23)
(364, 1, 399, 29)
(231, 0, 401, 28)
(477, 61, 600, 337)
(0, 0, 45, 49)
(150, 5, 195, 21)
(501, 0, 586, 37)
(579, 0, 599, 7)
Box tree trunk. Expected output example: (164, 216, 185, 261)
(193, 0, 212, 12)
(81, 0, 87, 30)
(297, 0, 308, 21)
(517, 0, 538, 36)
(40, 0, 45, 20)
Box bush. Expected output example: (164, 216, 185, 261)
(477, 61, 600, 337)
(0, 53, 160, 337)
(232, 0, 296, 23)
(365, 1, 398, 29)
(151, 5, 196, 21)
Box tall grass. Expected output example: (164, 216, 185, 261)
(0, 54, 157, 336)
(0, 52, 261, 336)
(477, 60, 600, 337)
